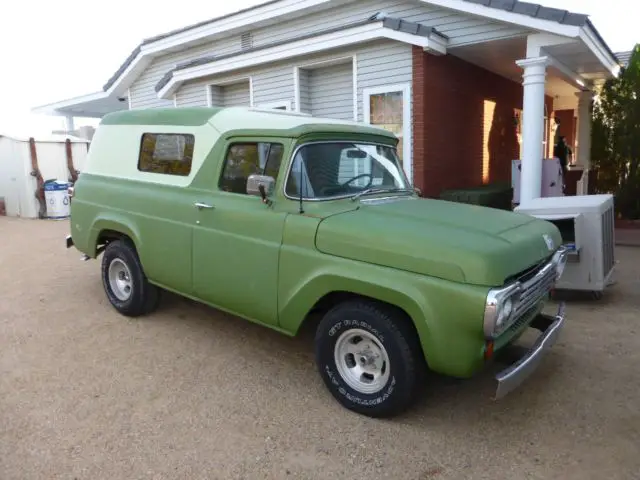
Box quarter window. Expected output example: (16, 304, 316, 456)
(219, 142, 284, 194)
(138, 133, 195, 176)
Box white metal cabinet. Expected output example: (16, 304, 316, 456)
(515, 194, 615, 294)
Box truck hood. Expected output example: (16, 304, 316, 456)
(315, 196, 562, 286)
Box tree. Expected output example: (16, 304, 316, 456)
(591, 44, 640, 219)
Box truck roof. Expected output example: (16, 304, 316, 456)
(100, 106, 398, 141)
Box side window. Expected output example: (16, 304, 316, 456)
(219, 142, 284, 194)
(138, 133, 194, 176)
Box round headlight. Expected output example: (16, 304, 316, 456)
(503, 297, 514, 320)
(484, 284, 521, 339)
(496, 297, 514, 330)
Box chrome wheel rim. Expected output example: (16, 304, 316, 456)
(108, 258, 132, 301)
(334, 328, 390, 395)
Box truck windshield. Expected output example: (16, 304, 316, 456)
(284, 142, 411, 200)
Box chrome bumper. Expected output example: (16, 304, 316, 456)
(494, 302, 566, 400)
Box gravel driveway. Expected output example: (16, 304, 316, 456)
(1, 217, 638, 480)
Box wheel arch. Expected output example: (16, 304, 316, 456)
(279, 275, 435, 364)
(89, 215, 143, 258)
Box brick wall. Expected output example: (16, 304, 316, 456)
(412, 47, 554, 198)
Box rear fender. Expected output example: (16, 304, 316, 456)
(89, 214, 143, 258)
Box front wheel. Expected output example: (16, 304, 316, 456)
(314, 300, 424, 418)
(101, 239, 159, 317)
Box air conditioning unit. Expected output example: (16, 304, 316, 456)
(515, 194, 615, 296)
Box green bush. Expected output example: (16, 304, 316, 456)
(440, 183, 513, 211)
(591, 44, 640, 219)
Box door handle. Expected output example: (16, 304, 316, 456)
(194, 202, 215, 210)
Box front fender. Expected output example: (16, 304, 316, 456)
(279, 271, 434, 355)
(277, 254, 489, 377)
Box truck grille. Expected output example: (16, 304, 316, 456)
(602, 204, 615, 277)
(512, 260, 557, 319)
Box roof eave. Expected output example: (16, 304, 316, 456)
(102, 0, 333, 96)
(580, 20, 621, 78)
(32, 91, 110, 116)
(156, 19, 449, 100)
(419, 0, 619, 79)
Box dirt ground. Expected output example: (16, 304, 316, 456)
(1, 216, 638, 480)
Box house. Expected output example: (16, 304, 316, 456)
(33, 0, 622, 203)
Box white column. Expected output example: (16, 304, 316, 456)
(64, 115, 75, 133)
(575, 90, 594, 195)
(516, 56, 549, 205)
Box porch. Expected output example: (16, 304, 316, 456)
(411, 31, 619, 205)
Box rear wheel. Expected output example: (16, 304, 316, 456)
(314, 300, 424, 418)
(101, 239, 159, 317)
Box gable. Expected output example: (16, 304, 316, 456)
(130, 0, 530, 108)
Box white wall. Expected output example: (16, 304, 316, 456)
(0, 136, 89, 219)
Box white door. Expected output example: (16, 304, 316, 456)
(363, 83, 412, 183)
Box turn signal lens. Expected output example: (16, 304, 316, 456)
(484, 341, 494, 360)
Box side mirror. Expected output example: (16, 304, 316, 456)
(247, 174, 276, 203)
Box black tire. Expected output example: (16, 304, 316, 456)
(101, 239, 159, 317)
(314, 300, 424, 418)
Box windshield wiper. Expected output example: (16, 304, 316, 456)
(351, 187, 414, 202)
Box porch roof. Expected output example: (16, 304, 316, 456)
(461, 0, 618, 62)
(32, 91, 129, 119)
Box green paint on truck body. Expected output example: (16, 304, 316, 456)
(69, 107, 563, 379)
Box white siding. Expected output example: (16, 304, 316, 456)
(173, 40, 412, 122)
(222, 82, 251, 107)
(252, 64, 295, 107)
(356, 41, 412, 122)
(175, 82, 207, 107)
(129, 0, 526, 109)
(308, 62, 353, 120)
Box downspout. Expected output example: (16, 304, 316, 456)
(28, 137, 46, 219)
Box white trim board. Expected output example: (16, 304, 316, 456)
(292, 55, 357, 120)
(204, 75, 254, 107)
(352, 54, 358, 122)
(362, 83, 412, 183)
(157, 22, 445, 99)
(257, 100, 292, 110)
(293, 66, 301, 113)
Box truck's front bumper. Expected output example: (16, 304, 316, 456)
(494, 302, 566, 399)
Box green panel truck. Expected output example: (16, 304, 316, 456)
(65, 107, 568, 418)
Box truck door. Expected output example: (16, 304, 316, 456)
(191, 140, 288, 326)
